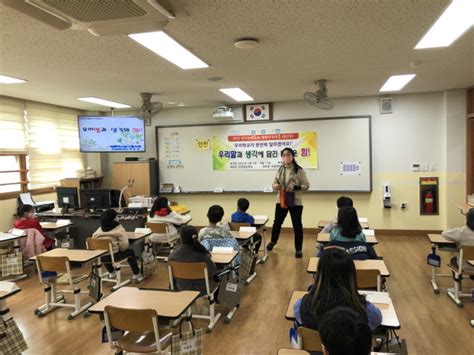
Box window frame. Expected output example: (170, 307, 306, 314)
(0, 153, 53, 200)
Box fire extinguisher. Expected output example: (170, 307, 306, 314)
(424, 190, 434, 214)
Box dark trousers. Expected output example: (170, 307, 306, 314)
(271, 203, 304, 251)
(101, 249, 140, 275)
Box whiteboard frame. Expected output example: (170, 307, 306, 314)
(155, 115, 372, 193)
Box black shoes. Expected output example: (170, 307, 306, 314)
(266, 242, 276, 251)
(295, 250, 303, 258)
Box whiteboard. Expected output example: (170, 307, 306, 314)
(155, 116, 372, 192)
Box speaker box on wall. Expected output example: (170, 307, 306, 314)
(125, 157, 139, 161)
(380, 97, 393, 114)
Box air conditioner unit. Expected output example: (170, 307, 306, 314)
(212, 106, 242, 122)
(1, 0, 173, 36)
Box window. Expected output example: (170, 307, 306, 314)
(26, 102, 84, 189)
(0, 96, 85, 199)
(0, 154, 28, 196)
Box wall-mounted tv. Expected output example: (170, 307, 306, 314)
(78, 116, 145, 152)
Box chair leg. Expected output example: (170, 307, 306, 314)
(68, 286, 93, 320)
(447, 273, 464, 307)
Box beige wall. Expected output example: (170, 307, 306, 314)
(2, 90, 464, 232)
(100, 90, 466, 230)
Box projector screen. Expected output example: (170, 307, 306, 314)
(78, 116, 145, 152)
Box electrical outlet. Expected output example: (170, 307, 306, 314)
(420, 163, 429, 172)
(430, 163, 436, 171)
(401, 202, 408, 209)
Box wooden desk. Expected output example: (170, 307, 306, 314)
(427, 234, 458, 294)
(318, 220, 369, 229)
(40, 221, 75, 231)
(89, 287, 199, 319)
(211, 251, 238, 265)
(307, 257, 389, 276)
(278, 350, 309, 355)
(30, 248, 107, 263)
(317, 232, 377, 244)
(285, 290, 400, 329)
(0, 233, 27, 243)
(230, 230, 257, 241)
(126, 230, 152, 241)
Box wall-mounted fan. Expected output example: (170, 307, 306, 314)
(304, 79, 334, 110)
(136, 92, 162, 121)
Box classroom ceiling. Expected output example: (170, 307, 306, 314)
(0, 0, 473, 111)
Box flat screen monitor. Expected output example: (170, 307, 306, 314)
(56, 187, 79, 210)
(78, 116, 145, 152)
(80, 189, 111, 212)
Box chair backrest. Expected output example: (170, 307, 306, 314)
(228, 222, 250, 231)
(37, 255, 70, 273)
(105, 305, 157, 333)
(168, 261, 207, 280)
(87, 237, 113, 253)
(146, 222, 168, 234)
(460, 246, 474, 262)
(297, 326, 322, 352)
(356, 269, 380, 289)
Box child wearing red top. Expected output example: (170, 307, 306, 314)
(14, 204, 54, 249)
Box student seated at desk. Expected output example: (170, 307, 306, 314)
(321, 196, 353, 233)
(293, 248, 382, 331)
(147, 197, 191, 243)
(329, 206, 366, 243)
(168, 226, 218, 296)
(14, 204, 54, 250)
(442, 208, 474, 272)
(199, 205, 240, 265)
(231, 198, 262, 253)
(317, 241, 377, 260)
(92, 209, 143, 282)
(442, 208, 474, 247)
(319, 307, 372, 355)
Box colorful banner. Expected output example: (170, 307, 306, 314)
(213, 131, 317, 170)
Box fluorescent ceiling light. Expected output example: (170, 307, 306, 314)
(415, 0, 474, 49)
(219, 88, 254, 102)
(0, 74, 27, 84)
(78, 97, 131, 108)
(128, 31, 208, 70)
(379, 74, 416, 92)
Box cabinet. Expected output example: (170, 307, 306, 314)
(112, 161, 158, 197)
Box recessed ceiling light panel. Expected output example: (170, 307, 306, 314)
(379, 74, 416, 92)
(78, 97, 131, 108)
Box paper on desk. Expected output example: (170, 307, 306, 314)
(240, 226, 256, 233)
(0, 281, 19, 293)
(364, 229, 375, 236)
(212, 247, 234, 254)
(10, 229, 26, 236)
(253, 215, 268, 220)
(135, 228, 152, 234)
(359, 291, 390, 305)
(56, 219, 71, 225)
(358, 217, 368, 223)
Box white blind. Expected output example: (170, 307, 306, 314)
(26, 102, 84, 189)
(0, 96, 27, 152)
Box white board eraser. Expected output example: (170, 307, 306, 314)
(213, 187, 223, 193)
(263, 187, 273, 193)
(212, 246, 233, 254)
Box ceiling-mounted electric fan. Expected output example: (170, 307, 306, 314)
(136, 92, 163, 121)
(304, 79, 334, 110)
